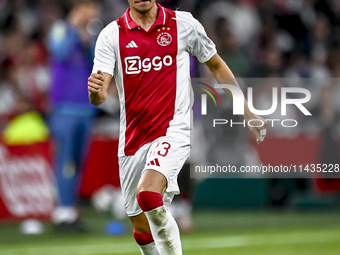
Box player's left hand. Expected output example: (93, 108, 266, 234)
(244, 113, 267, 144)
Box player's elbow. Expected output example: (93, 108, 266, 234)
(205, 54, 223, 73)
(209, 64, 222, 76)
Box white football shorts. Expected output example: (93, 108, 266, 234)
(118, 136, 191, 217)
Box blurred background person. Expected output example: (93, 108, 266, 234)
(47, 0, 100, 232)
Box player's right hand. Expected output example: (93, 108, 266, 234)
(88, 70, 105, 94)
(244, 113, 267, 144)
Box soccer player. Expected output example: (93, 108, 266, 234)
(88, 0, 267, 254)
(48, 0, 100, 231)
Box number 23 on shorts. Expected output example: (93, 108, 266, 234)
(149, 141, 171, 158)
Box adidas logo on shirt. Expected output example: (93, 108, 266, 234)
(126, 41, 138, 48)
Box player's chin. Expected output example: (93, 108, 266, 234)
(133, 0, 153, 10)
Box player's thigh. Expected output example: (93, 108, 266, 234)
(137, 169, 167, 195)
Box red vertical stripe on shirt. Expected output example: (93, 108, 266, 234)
(118, 8, 178, 155)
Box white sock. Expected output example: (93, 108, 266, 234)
(138, 242, 159, 255)
(145, 205, 182, 255)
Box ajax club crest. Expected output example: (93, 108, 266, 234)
(157, 32, 172, 46)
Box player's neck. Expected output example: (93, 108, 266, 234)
(129, 4, 158, 31)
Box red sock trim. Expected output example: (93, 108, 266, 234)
(136, 191, 164, 212)
(133, 231, 154, 246)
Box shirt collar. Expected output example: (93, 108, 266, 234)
(124, 3, 167, 30)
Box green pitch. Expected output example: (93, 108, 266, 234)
(1, 208, 340, 255)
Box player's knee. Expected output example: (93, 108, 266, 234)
(136, 191, 164, 212)
(133, 230, 154, 246)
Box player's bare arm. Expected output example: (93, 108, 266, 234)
(88, 70, 112, 106)
(205, 54, 267, 144)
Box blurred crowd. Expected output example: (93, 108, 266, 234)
(0, 0, 339, 226)
(1, 0, 340, 134)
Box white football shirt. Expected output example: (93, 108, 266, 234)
(93, 4, 217, 156)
